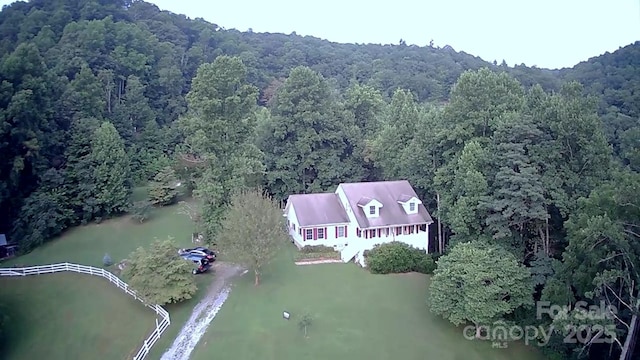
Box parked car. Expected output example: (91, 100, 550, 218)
(180, 253, 212, 275)
(178, 246, 216, 262)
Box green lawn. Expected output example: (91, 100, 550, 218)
(1, 202, 195, 268)
(0, 200, 213, 360)
(0, 273, 155, 359)
(190, 246, 546, 360)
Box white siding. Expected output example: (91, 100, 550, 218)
(286, 205, 302, 244)
(287, 185, 432, 265)
(295, 224, 351, 249)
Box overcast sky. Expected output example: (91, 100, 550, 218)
(150, 0, 640, 69)
(2, 0, 639, 69)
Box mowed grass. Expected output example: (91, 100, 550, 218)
(190, 246, 546, 360)
(0, 273, 155, 359)
(0, 199, 213, 360)
(2, 202, 193, 268)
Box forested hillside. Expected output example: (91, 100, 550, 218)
(559, 43, 640, 171)
(1, 1, 639, 359)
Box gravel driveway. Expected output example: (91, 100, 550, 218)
(159, 262, 244, 360)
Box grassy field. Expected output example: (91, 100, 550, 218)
(190, 246, 546, 360)
(0, 199, 212, 360)
(0, 273, 155, 359)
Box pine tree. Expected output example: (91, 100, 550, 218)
(90, 122, 131, 218)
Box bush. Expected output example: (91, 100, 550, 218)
(414, 253, 436, 274)
(365, 242, 435, 274)
(294, 251, 341, 261)
(300, 245, 335, 254)
(102, 253, 113, 267)
(130, 200, 152, 223)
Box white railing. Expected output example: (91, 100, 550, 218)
(0, 262, 170, 360)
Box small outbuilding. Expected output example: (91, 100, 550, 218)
(0, 234, 18, 259)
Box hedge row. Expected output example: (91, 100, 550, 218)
(364, 242, 436, 274)
(294, 251, 341, 261)
(299, 245, 336, 254)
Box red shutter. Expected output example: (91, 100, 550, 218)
(344, 225, 347, 236)
(324, 227, 327, 240)
(313, 228, 318, 240)
(378, 229, 381, 237)
(335, 227, 338, 238)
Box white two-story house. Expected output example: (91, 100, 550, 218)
(283, 180, 433, 265)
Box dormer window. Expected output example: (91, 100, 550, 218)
(357, 197, 383, 218)
(397, 194, 422, 215)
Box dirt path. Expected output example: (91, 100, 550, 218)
(160, 262, 244, 360)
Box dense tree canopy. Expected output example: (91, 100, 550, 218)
(429, 241, 533, 336)
(0, 1, 638, 359)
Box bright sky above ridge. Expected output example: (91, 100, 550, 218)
(151, 0, 640, 69)
(1, 0, 638, 69)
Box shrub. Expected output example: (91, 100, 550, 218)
(102, 253, 113, 267)
(130, 200, 152, 223)
(365, 242, 435, 274)
(414, 253, 436, 274)
(299, 245, 335, 254)
(294, 251, 341, 261)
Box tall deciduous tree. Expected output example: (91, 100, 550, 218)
(261, 66, 363, 200)
(344, 83, 384, 137)
(372, 88, 421, 181)
(122, 238, 197, 305)
(435, 140, 489, 245)
(429, 241, 533, 337)
(90, 121, 131, 218)
(177, 56, 264, 239)
(216, 188, 288, 286)
(11, 168, 74, 250)
(543, 169, 640, 356)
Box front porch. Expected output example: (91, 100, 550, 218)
(357, 224, 428, 241)
(287, 222, 430, 266)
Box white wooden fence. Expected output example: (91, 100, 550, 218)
(0, 262, 171, 360)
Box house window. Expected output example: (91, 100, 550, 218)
(305, 229, 313, 240)
(371, 229, 376, 238)
(396, 227, 402, 235)
(409, 202, 416, 212)
(369, 205, 376, 215)
(337, 226, 345, 238)
(357, 228, 362, 237)
(317, 228, 325, 239)
(292, 223, 296, 231)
